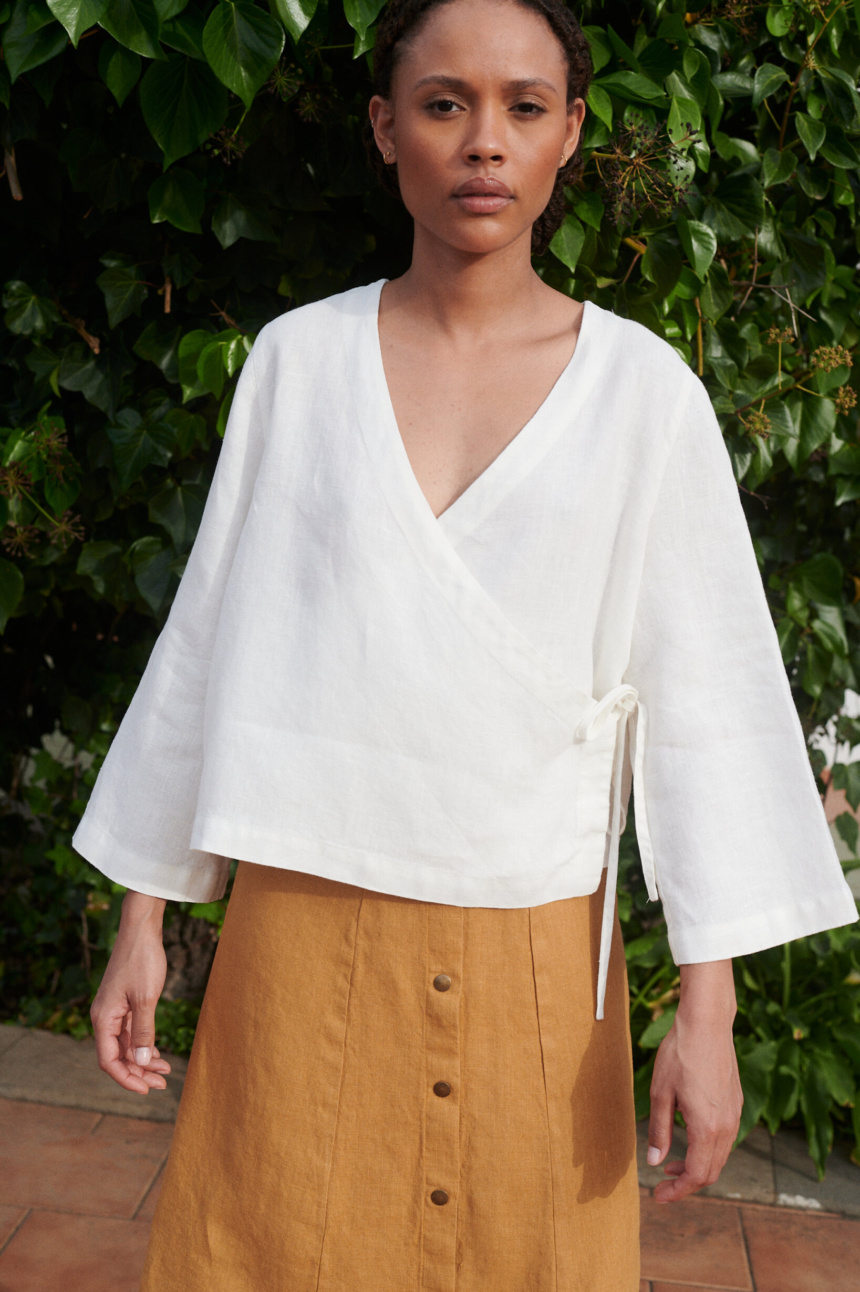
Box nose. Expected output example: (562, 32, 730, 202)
(462, 103, 506, 165)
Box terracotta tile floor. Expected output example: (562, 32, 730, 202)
(1, 1097, 858, 1290)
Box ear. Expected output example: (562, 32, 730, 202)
(369, 94, 396, 164)
(562, 97, 587, 165)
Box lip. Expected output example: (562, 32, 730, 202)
(453, 176, 513, 214)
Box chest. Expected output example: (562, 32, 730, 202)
(380, 328, 583, 520)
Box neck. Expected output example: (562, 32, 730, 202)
(388, 223, 545, 337)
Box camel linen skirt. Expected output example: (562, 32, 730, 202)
(141, 861, 640, 1291)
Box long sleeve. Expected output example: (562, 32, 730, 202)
(625, 374, 858, 964)
(72, 342, 266, 902)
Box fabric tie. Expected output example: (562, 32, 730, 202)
(574, 684, 656, 1020)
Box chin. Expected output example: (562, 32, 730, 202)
(420, 213, 537, 257)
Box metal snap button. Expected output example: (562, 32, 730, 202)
(430, 1189, 449, 1206)
(433, 973, 452, 991)
(433, 1081, 452, 1097)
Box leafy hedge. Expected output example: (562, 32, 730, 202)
(1, 0, 859, 1177)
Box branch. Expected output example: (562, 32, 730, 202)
(2, 146, 22, 201)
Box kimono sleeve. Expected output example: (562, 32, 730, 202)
(71, 341, 266, 903)
(626, 375, 858, 965)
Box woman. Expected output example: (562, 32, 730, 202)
(78, 0, 857, 1287)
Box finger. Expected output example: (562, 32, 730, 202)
(655, 1130, 716, 1203)
(92, 1002, 151, 1094)
(647, 1089, 676, 1167)
(128, 991, 158, 1069)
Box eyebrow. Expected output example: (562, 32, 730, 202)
(411, 74, 559, 95)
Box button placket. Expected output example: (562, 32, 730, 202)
(422, 904, 463, 1292)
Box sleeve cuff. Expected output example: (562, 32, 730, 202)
(72, 816, 230, 904)
(666, 885, 859, 965)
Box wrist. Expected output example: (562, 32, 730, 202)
(676, 959, 736, 1027)
(120, 890, 166, 933)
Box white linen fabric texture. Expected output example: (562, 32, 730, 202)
(73, 279, 857, 1017)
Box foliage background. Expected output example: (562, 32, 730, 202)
(1, 0, 859, 1178)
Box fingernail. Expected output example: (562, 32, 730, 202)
(134, 1047, 152, 1066)
(647, 1146, 662, 1166)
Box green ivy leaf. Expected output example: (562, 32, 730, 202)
(667, 94, 700, 144)
(761, 147, 796, 188)
(2, 281, 61, 335)
(133, 319, 182, 382)
(586, 83, 612, 129)
(148, 167, 204, 233)
(752, 62, 789, 108)
(153, 0, 189, 18)
(106, 408, 174, 488)
(177, 328, 215, 402)
(97, 36, 141, 104)
(703, 173, 765, 240)
(3, 1, 68, 83)
(637, 1004, 677, 1049)
(676, 216, 716, 280)
(549, 213, 586, 273)
(76, 540, 123, 596)
(201, 0, 284, 110)
(571, 191, 603, 231)
(642, 233, 682, 297)
(139, 53, 228, 170)
(211, 194, 276, 248)
(148, 477, 207, 550)
(593, 70, 667, 104)
(44, 473, 81, 514)
(790, 111, 826, 160)
(796, 552, 844, 607)
(46, 0, 109, 45)
(766, 4, 795, 38)
(272, 0, 318, 43)
(98, 0, 163, 59)
(811, 605, 849, 657)
(159, 5, 205, 58)
(0, 558, 25, 633)
(96, 261, 148, 328)
(342, 0, 385, 40)
(127, 534, 175, 614)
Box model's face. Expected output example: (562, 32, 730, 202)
(370, 0, 585, 257)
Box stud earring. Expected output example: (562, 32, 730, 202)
(559, 154, 567, 167)
(384, 149, 394, 164)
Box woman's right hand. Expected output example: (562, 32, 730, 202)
(91, 889, 172, 1094)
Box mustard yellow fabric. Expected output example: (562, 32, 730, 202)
(141, 862, 640, 1291)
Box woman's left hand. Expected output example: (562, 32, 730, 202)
(647, 958, 744, 1204)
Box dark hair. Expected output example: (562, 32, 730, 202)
(363, 0, 593, 255)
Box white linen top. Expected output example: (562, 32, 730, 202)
(73, 279, 857, 1017)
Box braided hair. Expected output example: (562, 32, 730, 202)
(363, 0, 593, 255)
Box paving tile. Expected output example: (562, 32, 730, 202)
(772, 1127, 860, 1218)
(135, 1164, 164, 1222)
(0, 1209, 150, 1291)
(742, 1206, 860, 1292)
(0, 1029, 24, 1062)
(637, 1121, 777, 1205)
(0, 1099, 170, 1218)
(640, 1195, 752, 1290)
(0, 1025, 186, 1122)
(0, 1206, 27, 1251)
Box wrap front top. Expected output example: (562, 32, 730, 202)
(72, 279, 858, 1018)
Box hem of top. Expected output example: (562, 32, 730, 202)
(72, 817, 230, 905)
(191, 817, 607, 910)
(666, 887, 859, 964)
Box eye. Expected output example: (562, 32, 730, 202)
(427, 98, 463, 114)
(511, 101, 546, 116)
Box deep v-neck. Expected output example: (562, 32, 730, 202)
(369, 279, 595, 541)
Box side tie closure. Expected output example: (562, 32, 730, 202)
(574, 683, 657, 1021)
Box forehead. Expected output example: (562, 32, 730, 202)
(394, 0, 568, 86)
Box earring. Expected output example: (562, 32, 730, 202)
(384, 149, 394, 164)
(559, 154, 567, 167)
